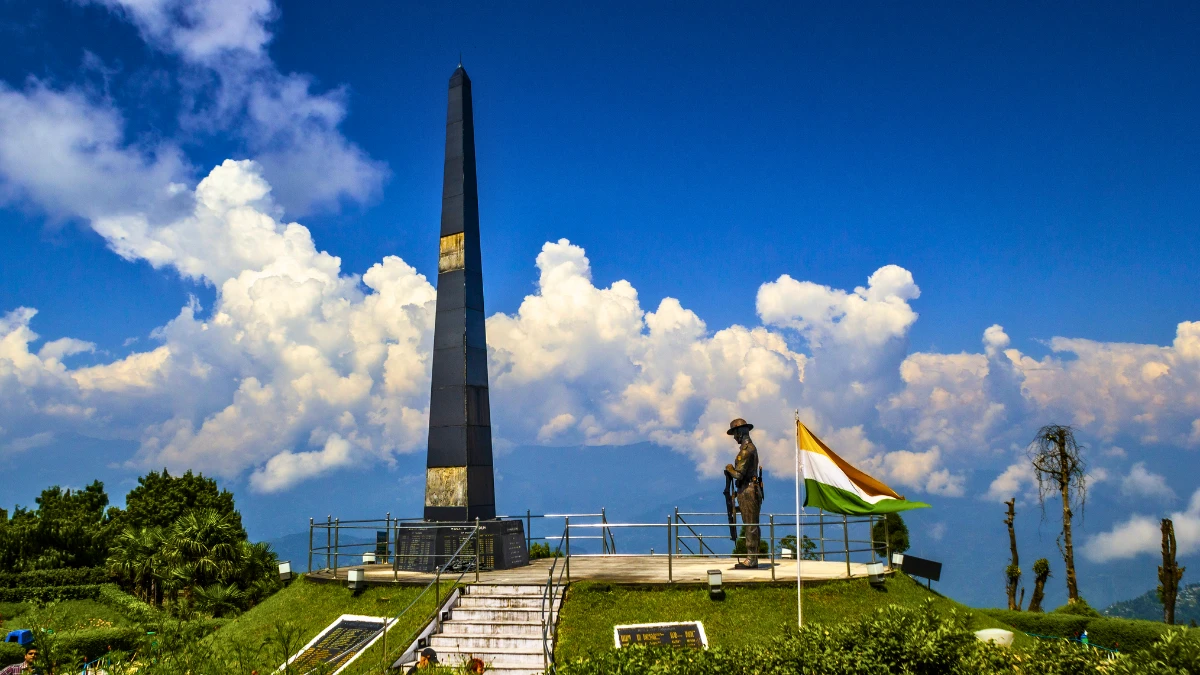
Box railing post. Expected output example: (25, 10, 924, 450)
(565, 516, 571, 583)
(601, 507, 607, 554)
(770, 515, 776, 581)
(667, 516, 673, 583)
(475, 517, 481, 583)
(308, 517, 314, 573)
(393, 522, 399, 581)
(819, 512, 826, 562)
(843, 514, 851, 579)
(334, 518, 340, 576)
(526, 509, 532, 552)
(435, 563, 441, 620)
(674, 507, 680, 556)
(386, 511, 392, 565)
(869, 514, 877, 564)
(326, 514, 332, 570)
(884, 515, 891, 568)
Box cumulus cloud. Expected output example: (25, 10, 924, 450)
(1084, 489, 1200, 562)
(986, 462, 1037, 503)
(1120, 462, 1176, 501)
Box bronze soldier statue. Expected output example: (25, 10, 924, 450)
(725, 418, 764, 568)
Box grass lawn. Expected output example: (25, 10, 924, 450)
(554, 572, 1031, 662)
(205, 575, 449, 673)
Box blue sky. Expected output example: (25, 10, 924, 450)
(2, 1, 1199, 608)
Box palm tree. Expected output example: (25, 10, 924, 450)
(106, 526, 163, 602)
(160, 508, 243, 606)
(193, 582, 246, 618)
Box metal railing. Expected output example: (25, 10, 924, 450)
(308, 509, 887, 586)
(308, 511, 618, 573)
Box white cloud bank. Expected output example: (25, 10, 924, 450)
(1084, 489, 1200, 563)
(2, 0, 1198, 498)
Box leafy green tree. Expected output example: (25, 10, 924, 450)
(113, 469, 243, 535)
(871, 512, 910, 558)
(0, 481, 113, 572)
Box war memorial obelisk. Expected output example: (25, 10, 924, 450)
(394, 65, 527, 572)
(424, 64, 495, 523)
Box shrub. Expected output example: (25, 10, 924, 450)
(0, 642, 25, 666)
(0, 568, 109, 589)
(1053, 597, 1102, 617)
(528, 542, 561, 560)
(0, 585, 103, 603)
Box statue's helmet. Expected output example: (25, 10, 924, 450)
(727, 418, 754, 435)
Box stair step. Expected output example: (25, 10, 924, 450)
(467, 584, 563, 596)
(451, 608, 557, 622)
(431, 634, 546, 650)
(441, 621, 547, 636)
(431, 646, 547, 668)
(458, 596, 556, 609)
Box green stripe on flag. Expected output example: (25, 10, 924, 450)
(803, 478, 930, 516)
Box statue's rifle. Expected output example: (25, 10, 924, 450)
(722, 468, 738, 541)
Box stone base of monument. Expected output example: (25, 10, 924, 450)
(393, 519, 529, 573)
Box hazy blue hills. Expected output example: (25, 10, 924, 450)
(1103, 583, 1200, 624)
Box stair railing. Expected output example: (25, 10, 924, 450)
(291, 520, 483, 675)
(541, 520, 570, 673)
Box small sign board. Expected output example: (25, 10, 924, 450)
(614, 621, 708, 650)
(892, 553, 942, 582)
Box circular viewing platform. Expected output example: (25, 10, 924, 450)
(306, 556, 879, 586)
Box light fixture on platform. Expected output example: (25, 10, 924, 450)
(278, 561, 293, 582)
(363, 551, 377, 565)
(348, 567, 366, 591)
(867, 562, 886, 588)
(708, 569, 725, 601)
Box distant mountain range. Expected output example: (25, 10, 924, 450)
(1103, 583, 1200, 625)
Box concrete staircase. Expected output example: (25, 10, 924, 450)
(426, 583, 563, 675)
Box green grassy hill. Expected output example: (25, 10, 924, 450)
(554, 572, 1030, 662)
(1104, 583, 1200, 624)
(203, 576, 444, 673)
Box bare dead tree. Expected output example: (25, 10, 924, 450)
(1029, 424, 1086, 604)
(1159, 518, 1185, 625)
(1028, 558, 1051, 612)
(1004, 498, 1023, 610)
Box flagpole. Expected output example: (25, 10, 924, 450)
(794, 411, 802, 628)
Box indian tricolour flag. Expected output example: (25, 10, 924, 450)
(797, 420, 930, 515)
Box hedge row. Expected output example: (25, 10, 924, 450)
(0, 584, 103, 603)
(97, 584, 161, 624)
(0, 568, 109, 589)
(979, 608, 1177, 653)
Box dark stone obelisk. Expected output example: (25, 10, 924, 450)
(424, 65, 496, 522)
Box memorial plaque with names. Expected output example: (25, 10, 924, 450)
(392, 520, 527, 573)
(394, 524, 437, 572)
(285, 616, 391, 675)
(614, 621, 708, 650)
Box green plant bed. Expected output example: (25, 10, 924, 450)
(0, 568, 110, 589)
(554, 573, 1029, 663)
(555, 602, 1200, 675)
(979, 608, 1189, 653)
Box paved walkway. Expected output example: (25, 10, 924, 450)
(307, 555, 878, 585)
